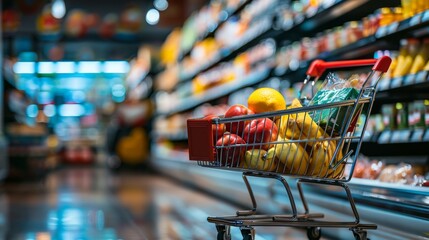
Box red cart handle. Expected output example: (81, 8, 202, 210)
(306, 56, 392, 78)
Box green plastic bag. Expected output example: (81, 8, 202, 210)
(310, 87, 359, 133)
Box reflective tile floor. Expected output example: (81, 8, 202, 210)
(0, 167, 328, 240)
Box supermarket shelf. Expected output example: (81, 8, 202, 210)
(157, 69, 271, 116)
(178, 17, 276, 82)
(176, 0, 402, 83)
(275, 0, 401, 41)
(376, 71, 429, 102)
(361, 141, 429, 157)
(360, 128, 429, 156)
(177, 0, 366, 83)
(274, 35, 386, 80)
(275, 10, 429, 82)
(376, 9, 429, 40)
(371, 72, 429, 113)
(178, 0, 253, 61)
(319, 36, 386, 61)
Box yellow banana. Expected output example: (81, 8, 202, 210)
(307, 142, 330, 177)
(288, 98, 328, 146)
(277, 116, 302, 140)
(306, 138, 346, 179)
(266, 147, 279, 172)
(274, 136, 309, 175)
(244, 148, 278, 172)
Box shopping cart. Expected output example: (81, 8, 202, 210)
(187, 56, 391, 240)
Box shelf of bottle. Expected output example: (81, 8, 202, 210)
(178, 17, 276, 83)
(274, 9, 429, 79)
(177, 0, 254, 61)
(156, 68, 271, 116)
(175, 0, 383, 83)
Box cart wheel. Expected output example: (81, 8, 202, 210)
(352, 229, 368, 240)
(306, 227, 321, 240)
(241, 228, 255, 240)
(216, 225, 231, 240)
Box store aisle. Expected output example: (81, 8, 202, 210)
(0, 167, 327, 240)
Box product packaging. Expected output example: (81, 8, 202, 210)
(310, 73, 360, 133)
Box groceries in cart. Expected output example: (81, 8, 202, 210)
(309, 73, 364, 133)
(193, 84, 363, 179)
(188, 57, 392, 180)
(208, 72, 369, 178)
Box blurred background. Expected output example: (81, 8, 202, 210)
(1, 0, 429, 239)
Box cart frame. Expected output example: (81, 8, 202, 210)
(187, 57, 391, 240)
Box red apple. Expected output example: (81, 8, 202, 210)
(216, 133, 246, 166)
(243, 118, 278, 150)
(203, 114, 225, 144)
(224, 104, 254, 135)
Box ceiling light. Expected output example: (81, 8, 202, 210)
(38, 62, 55, 74)
(103, 61, 130, 74)
(52, 0, 66, 19)
(13, 62, 35, 74)
(154, 0, 168, 11)
(77, 61, 101, 73)
(56, 62, 75, 73)
(146, 9, 160, 25)
(43, 104, 56, 117)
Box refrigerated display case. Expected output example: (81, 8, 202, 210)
(151, 0, 429, 239)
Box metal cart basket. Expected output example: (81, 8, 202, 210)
(187, 56, 391, 240)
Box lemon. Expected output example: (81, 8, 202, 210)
(247, 88, 286, 114)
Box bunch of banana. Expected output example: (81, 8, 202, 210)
(274, 136, 309, 175)
(307, 141, 331, 177)
(277, 99, 327, 147)
(308, 140, 346, 179)
(326, 140, 346, 179)
(272, 98, 347, 178)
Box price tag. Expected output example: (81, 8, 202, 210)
(410, 13, 422, 26)
(403, 74, 415, 85)
(387, 22, 399, 35)
(391, 130, 411, 143)
(377, 131, 391, 144)
(415, 71, 428, 83)
(411, 129, 425, 142)
(390, 76, 403, 89)
(423, 10, 429, 22)
(375, 26, 387, 38)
